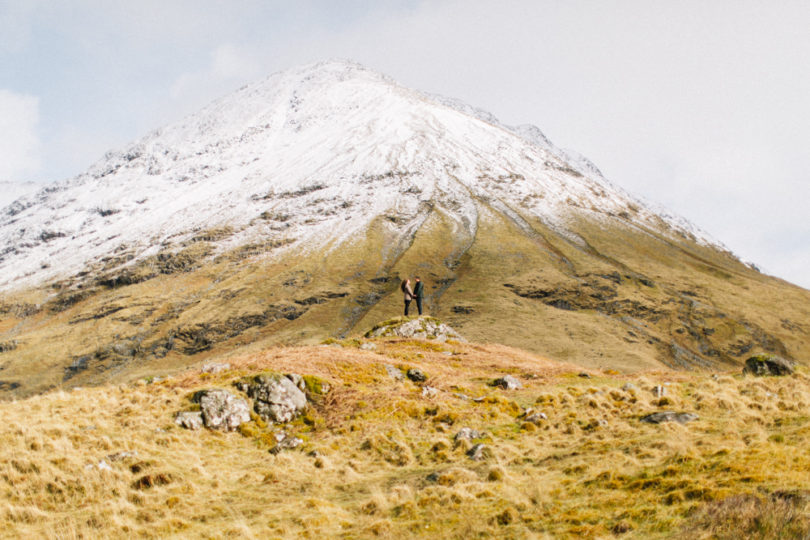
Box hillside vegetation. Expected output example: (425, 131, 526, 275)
(3, 333, 810, 538)
(2, 208, 809, 399)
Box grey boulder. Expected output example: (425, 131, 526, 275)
(196, 389, 250, 431)
(246, 374, 308, 423)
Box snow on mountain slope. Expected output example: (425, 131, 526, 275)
(0, 181, 40, 208)
(0, 60, 721, 291)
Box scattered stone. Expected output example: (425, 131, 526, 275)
(246, 374, 308, 423)
(467, 443, 491, 461)
(85, 460, 112, 472)
(407, 368, 427, 383)
(472, 396, 487, 403)
(285, 373, 306, 392)
(743, 354, 795, 376)
(421, 386, 439, 398)
(107, 451, 137, 462)
(525, 412, 548, 424)
(454, 427, 484, 441)
(441, 351, 452, 356)
(652, 385, 666, 397)
(426, 471, 441, 482)
(384, 364, 405, 381)
(201, 362, 230, 374)
(269, 432, 303, 454)
(196, 389, 251, 431)
(622, 383, 637, 392)
(492, 375, 523, 390)
(578, 372, 592, 379)
(640, 411, 698, 425)
(454, 393, 471, 401)
(174, 411, 204, 430)
(360, 342, 377, 351)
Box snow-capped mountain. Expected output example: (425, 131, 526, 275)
(2, 59, 808, 399)
(0, 60, 717, 291)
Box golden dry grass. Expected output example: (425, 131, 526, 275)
(2, 338, 810, 538)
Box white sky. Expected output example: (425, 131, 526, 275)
(1, 0, 808, 288)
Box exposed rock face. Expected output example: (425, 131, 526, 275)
(407, 368, 427, 382)
(743, 354, 795, 376)
(245, 374, 308, 423)
(366, 317, 465, 342)
(285, 373, 306, 392)
(196, 389, 250, 431)
(640, 411, 699, 425)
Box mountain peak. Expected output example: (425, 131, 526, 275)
(1, 61, 807, 401)
(1, 60, 718, 291)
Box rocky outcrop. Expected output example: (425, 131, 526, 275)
(194, 389, 251, 431)
(365, 317, 465, 342)
(242, 374, 308, 423)
(743, 354, 795, 376)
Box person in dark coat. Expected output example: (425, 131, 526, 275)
(413, 276, 424, 315)
(401, 278, 414, 316)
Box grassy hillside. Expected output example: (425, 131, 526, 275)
(2, 336, 810, 538)
(1, 204, 809, 399)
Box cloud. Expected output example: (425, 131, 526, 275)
(0, 89, 41, 181)
(169, 43, 262, 110)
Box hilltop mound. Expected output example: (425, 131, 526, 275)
(365, 316, 465, 342)
(2, 339, 810, 538)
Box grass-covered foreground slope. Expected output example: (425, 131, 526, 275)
(1, 201, 809, 399)
(3, 337, 810, 538)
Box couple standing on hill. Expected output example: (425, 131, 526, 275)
(401, 277, 424, 316)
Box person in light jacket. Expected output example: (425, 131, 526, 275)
(401, 278, 414, 316)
